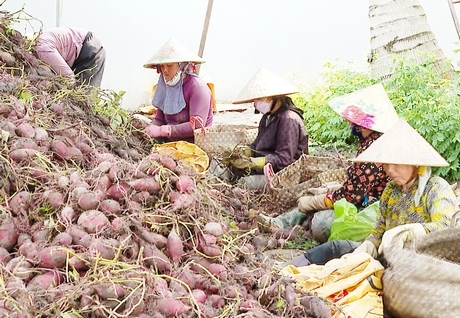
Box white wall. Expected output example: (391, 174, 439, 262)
(2, 0, 459, 110)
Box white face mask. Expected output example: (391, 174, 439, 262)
(164, 70, 182, 86)
(254, 99, 272, 114)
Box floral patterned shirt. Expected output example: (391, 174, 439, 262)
(330, 131, 389, 207)
(367, 175, 456, 248)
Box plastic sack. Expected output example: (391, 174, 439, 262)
(328, 198, 378, 242)
(152, 140, 209, 173)
(280, 252, 384, 318)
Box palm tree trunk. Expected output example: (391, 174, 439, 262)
(368, 0, 454, 80)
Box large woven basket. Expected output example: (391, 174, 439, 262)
(194, 124, 258, 157)
(383, 226, 460, 317)
(259, 154, 348, 215)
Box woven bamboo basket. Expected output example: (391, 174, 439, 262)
(383, 225, 460, 317)
(194, 124, 258, 157)
(259, 154, 348, 215)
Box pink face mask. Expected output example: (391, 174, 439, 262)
(254, 99, 272, 114)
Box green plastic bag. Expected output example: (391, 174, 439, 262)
(328, 198, 379, 242)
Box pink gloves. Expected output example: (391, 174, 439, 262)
(145, 124, 172, 138)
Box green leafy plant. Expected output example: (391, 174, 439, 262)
(92, 89, 129, 131)
(294, 55, 460, 181)
(294, 62, 376, 151)
(385, 54, 460, 180)
(283, 235, 320, 251)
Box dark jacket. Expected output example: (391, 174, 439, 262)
(251, 108, 308, 172)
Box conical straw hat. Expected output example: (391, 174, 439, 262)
(328, 83, 399, 133)
(232, 68, 299, 104)
(353, 119, 449, 167)
(143, 37, 204, 69)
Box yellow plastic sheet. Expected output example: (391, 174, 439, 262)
(152, 141, 209, 173)
(280, 252, 384, 318)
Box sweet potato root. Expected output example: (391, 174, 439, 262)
(37, 245, 70, 268)
(128, 177, 161, 194)
(27, 271, 64, 291)
(8, 148, 37, 163)
(77, 210, 110, 234)
(156, 298, 191, 316)
(167, 227, 183, 264)
(0, 226, 19, 251)
(142, 243, 172, 272)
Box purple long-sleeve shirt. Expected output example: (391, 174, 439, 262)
(152, 75, 213, 142)
(35, 27, 88, 78)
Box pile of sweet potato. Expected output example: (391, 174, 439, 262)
(0, 7, 336, 318)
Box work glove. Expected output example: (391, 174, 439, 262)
(307, 184, 342, 196)
(378, 223, 426, 254)
(145, 124, 172, 138)
(229, 157, 266, 170)
(235, 145, 252, 157)
(297, 194, 332, 213)
(352, 240, 377, 258)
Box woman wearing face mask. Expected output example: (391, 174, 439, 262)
(258, 84, 400, 240)
(279, 119, 456, 273)
(143, 37, 213, 143)
(230, 68, 308, 174)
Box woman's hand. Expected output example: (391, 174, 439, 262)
(145, 125, 171, 138)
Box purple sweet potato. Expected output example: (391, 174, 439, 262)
(32, 229, 49, 243)
(0, 247, 12, 265)
(9, 138, 38, 151)
(37, 245, 70, 268)
(136, 227, 168, 249)
(93, 282, 126, 299)
(45, 191, 64, 209)
(95, 152, 116, 164)
(27, 271, 64, 291)
(89, 238, 119, 260)
(50, 139, 68, 160)
(67, 226, 93, 248)
(68, 253, 89, 270)
(0, 227, 19, 251)
(143, 243, 172, 272)
(59, 206, 75, 224)
(34, 126, 49, 141)
(156, 298, 191, 316)
(153, 277, 172, 298)
(71, 186, 89, 201)
(77, 210, 110, 234)
(75, 141, 93, 154)
(100, 199, 121, 214)
(15, 122, 35, 138)
(128, 177, 161, 194)
(64, 146, 84, 164)
(52, 232, 73, 246)
(111, 217, 124, 232)
(107, 182, 132, 200)
(199, 244, 221, 258)
(6, 257, 34, 282)
(93, 175, 111, 193)
(77, 191, 99, 211)
(21, 246, 42, 264)
(175, 175, 195, 193)
(170, 193, 194, 211)
(8, 148, 37, 163)
(131, 191, 150, 203)
(159, 155, 177, 171)
(191, 289, 207, 304)
(167, 227, 183, 264)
